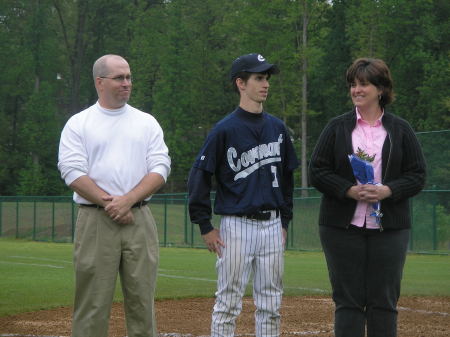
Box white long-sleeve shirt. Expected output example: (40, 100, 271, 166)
(58, 102, 171, 204)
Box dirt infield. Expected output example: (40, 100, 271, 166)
(1, 296, 449, 337)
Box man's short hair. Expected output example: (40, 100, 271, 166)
(92, 54, 125, 80)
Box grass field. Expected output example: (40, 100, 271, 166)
(0, 237, 449, 317)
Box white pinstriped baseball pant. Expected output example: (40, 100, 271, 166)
(211, 212, 284, 337)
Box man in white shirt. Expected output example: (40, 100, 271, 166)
(58, 54, 171, 337)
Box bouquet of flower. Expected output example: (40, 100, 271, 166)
(348, 147, 383, 225)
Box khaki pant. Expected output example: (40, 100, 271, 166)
(71, 205, 159, 337)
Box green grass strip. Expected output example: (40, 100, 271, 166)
(0, 238, 448, 317)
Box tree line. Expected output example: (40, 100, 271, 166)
(0, 0, 448, 195)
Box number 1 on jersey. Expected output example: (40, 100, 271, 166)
(271, 165, 279, 187)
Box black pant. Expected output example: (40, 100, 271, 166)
(319, 225, 410, 337)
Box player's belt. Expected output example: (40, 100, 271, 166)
(239, 209, 279, 221)
(79, 200, 148, 209)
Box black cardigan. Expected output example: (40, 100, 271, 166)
(309, 109, 426, 230)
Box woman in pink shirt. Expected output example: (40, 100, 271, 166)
(309, 58, 426, 337)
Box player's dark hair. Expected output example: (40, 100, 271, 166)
(346, 58, 395, 107)
(232, 72, 251, 94)
(231, 71, 272, 94)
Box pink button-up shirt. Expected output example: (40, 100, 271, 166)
(350, 108, 387, 228)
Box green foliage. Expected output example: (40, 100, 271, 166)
(417, 131, 450, 189)
(15, 83, 61, 195)
(355, 147, 376, 162)
(0, 0, 60, 194)
(0, 0, 448, 193)
(16, 158, 48, 196)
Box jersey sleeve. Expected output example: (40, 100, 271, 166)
(192, 128, 224, 173)
(188, 126, 224, 234)
(280, 170, 295, 229)
(282, 126, 299, 228)
(187, 167, 214, 234)
(282, 126, 300, 171)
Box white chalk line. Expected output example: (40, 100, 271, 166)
(4, 256, 326, 293)
(284, 285, 327, 293)
(0, 261, 64, 269)
(0, 256, 71, 269)
(158, 273, 327, 293)
(398, 306, 449, 316)
(9, 256, 72, 264)
(0, 258, 326, 293)
(158, 273, 217, 283)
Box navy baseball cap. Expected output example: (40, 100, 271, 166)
(230, 53, 280, 80)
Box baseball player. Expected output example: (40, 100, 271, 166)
(188, 53, 299, 337)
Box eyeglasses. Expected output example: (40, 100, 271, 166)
(99, 75, 132, 83)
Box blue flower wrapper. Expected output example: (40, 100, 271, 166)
(348, 154, 383, 225)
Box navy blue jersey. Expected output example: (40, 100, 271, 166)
(188, 107, 299, 233)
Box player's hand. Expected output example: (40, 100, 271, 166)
(202, 229, 225, 257)
(282, 228, 287, 248)
(103, 195, 133, 222)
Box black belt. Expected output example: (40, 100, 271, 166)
(238, 209, 279, 221)
(79, 200, 148, 209)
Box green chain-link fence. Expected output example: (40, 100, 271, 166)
(0, 189, 448, 253)
(0, 130, 448, 253)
